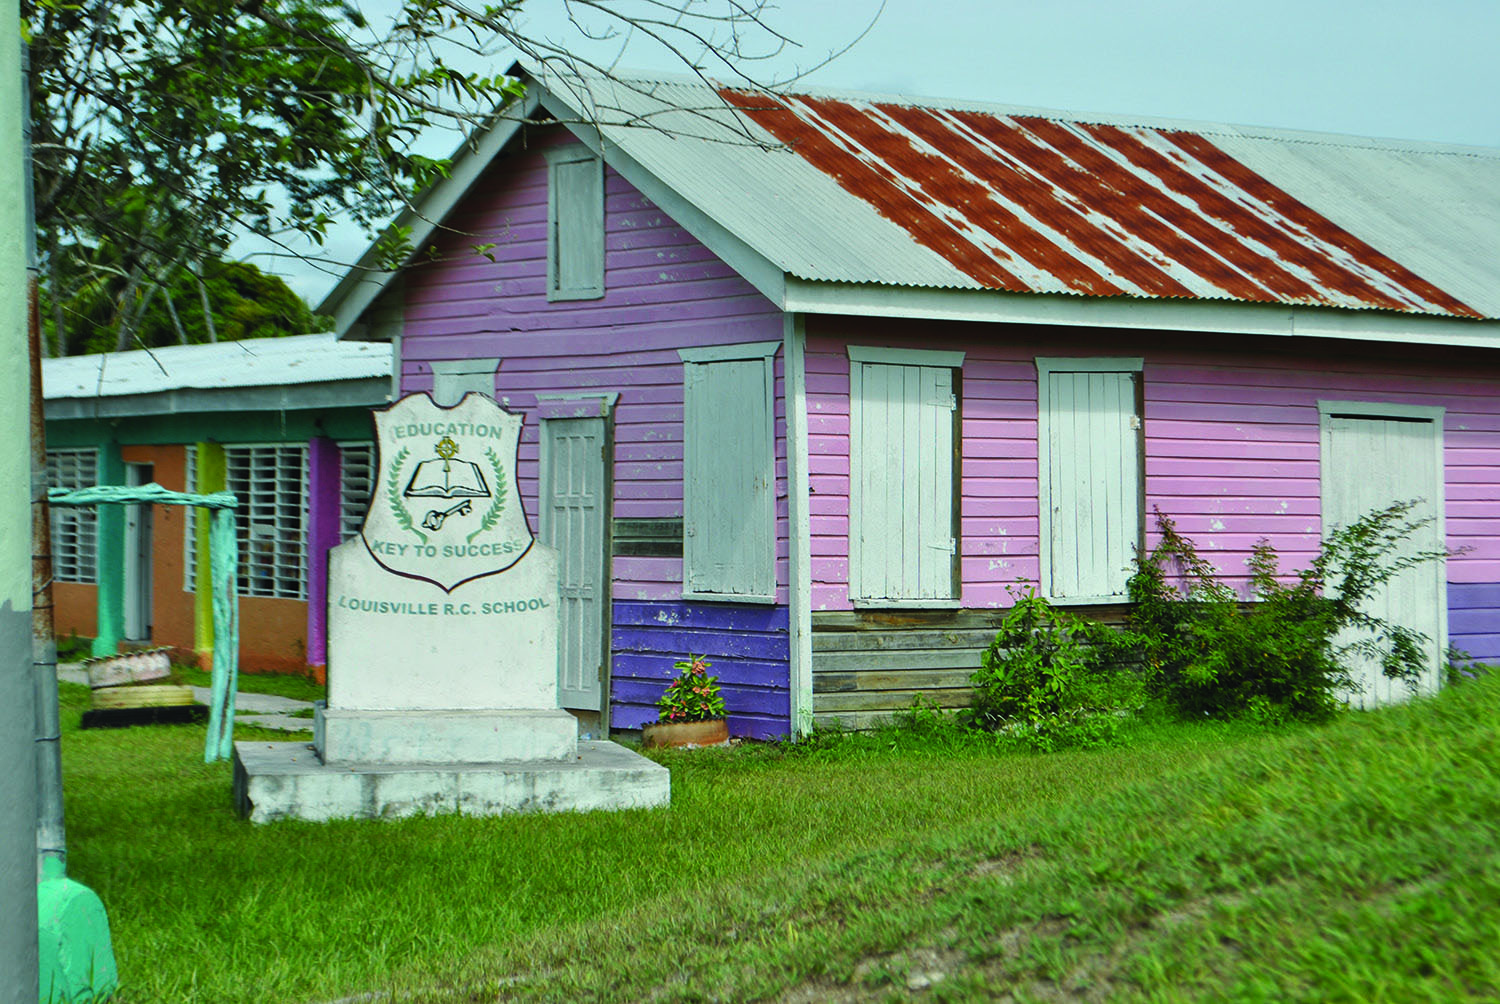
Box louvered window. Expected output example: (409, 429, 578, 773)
(338, 442, 375, 540)
(225, 445, 308, 599)
(183, 446, 198, 590)
(47, 449, 98, 584)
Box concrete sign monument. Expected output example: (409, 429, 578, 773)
(233, 392, 669, 822)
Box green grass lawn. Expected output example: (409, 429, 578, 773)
(57, 676, 1500, 1002)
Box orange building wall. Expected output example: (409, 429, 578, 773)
(52, 583, 97, 642)
(65, 444, 314, 677)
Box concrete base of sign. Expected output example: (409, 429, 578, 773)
(232, 740, 671, 823)
(315, 705, 579, 765)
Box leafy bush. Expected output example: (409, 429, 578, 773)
(970, 588, 1140, 751)
(1126, 501, 1446, 723)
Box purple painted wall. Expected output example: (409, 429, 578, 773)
(398, 125, 791, 732)
(611, 600, 790, 739)
(304, 437, 342, 675)
(807, 316, 1500, 659)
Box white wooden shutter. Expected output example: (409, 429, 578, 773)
(850, 361, 956, 602)
(547, 148, 604, 301)
(682, 355, 776, 599)
(1039, 364, 1141, 600)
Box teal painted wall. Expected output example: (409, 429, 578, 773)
(90, 443, 125, 657)
(47, 408, 377, 450)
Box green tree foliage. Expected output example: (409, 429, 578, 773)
(26, 0, 823, 353)
(48, 254, 331, 355)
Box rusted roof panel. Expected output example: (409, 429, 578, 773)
(721, 90, 1482, 318)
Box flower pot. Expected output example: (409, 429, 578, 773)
(641, 718, 729, 750)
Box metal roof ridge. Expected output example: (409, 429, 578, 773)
(565, 64, 1500, 159)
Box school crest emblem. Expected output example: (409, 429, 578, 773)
(360, 393, 534, 591)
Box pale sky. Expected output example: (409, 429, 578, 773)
(250, 0, 1500, 304)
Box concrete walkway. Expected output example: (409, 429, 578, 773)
(57, 663, 316, 733)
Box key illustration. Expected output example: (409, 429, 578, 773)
(422, 499, 473, 531)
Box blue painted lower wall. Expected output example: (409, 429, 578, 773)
(611, 600, 791, 740)
(1448, 582, 1500, 665)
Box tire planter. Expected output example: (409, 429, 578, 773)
(641, 718, 730, 750)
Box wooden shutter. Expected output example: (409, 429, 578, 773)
(850, 362, 956, 602)
(1040, 366, 1140, 600)
(682, 356, 775, 599)
(547, 150, 604, 300)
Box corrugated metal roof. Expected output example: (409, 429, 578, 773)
(530, 68, 1499, 320)
(43, 333, 391, 401)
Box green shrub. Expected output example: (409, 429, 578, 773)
(970, 588, 1140, 751)
(1126, 501, 1446, 723)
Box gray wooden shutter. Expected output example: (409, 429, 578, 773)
(547, 150, 604, 301)
(682, 357, 775, 599)
(850, 362, 956, 602)
(1042, 368, 1140, 599)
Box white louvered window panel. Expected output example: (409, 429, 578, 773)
(338, 442, 374, 540)
(47, 449, 98, 584)
(226, 445, 308, 599)
(183, 445, 197, 591)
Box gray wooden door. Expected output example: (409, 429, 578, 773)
(1322, 411, 1445, 707)
(540, 417, 608, 711)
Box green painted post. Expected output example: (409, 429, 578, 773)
(193, 443, 225, 666)
(89, 444, 124, 658)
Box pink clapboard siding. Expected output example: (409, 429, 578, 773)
(808, 317, 1500, 611)
(397, 128, 787, 603)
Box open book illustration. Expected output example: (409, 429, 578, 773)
(404, 436, 491, 499)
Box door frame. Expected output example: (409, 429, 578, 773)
(123, 462, 154, 641)
(1317, 399, 1447, 700)
(536, 393, 617, 732)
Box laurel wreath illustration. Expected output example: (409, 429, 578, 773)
(467, 447, 509, 544)
(385, 446, 428, 544)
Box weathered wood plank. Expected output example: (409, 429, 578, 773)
(812, 629, 996, 653)
(814, 688, 972, 713)
(813, 668, 976, 693)
(812, 648, 982, 673)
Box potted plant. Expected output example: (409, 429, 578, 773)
(641, 654, 730, 749)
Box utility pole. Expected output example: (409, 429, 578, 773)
(2, 5, 41, 1002)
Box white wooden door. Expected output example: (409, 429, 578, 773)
(1323, 411, 1445, 706)
(541, 418, 608, 711)
(123, 462, 153, 640)
(1040, 367, 1141, 600)
(850, 361, 956, 602)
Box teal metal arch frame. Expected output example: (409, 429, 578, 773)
(48, 483, 239, 762)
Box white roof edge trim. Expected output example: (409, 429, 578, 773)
(323, 90, 541, 337)
(1317, 400, 1445, 421)
(783, 279, 1500, 350)
(530, 82, 788, 310)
